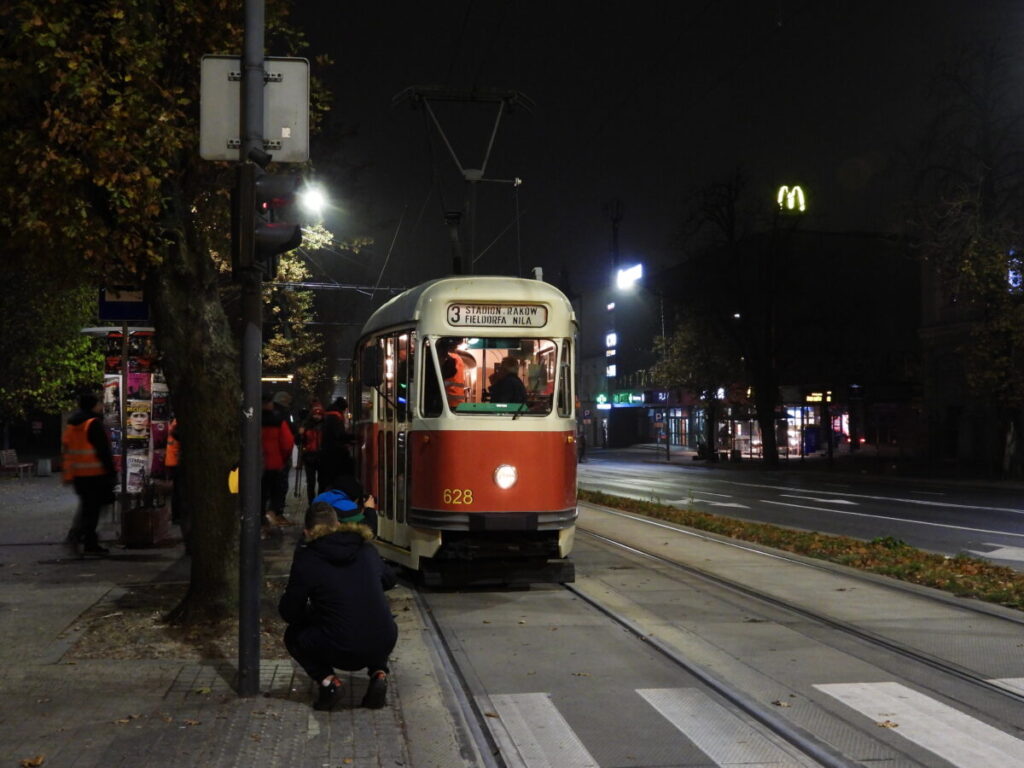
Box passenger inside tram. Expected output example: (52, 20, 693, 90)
(427, 337, 560, 415)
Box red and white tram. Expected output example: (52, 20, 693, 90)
(351, 276, 578, 585)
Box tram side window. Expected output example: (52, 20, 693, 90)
(421, 339, 444, 418)
(379, 336, 394, 421)
(557, 340, 572, 417)
(395, 331, 413, 423)
(356, 341, 374, 421)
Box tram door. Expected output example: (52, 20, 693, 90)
(375, 332, 412, 548)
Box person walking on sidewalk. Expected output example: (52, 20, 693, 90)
(319, 396, 355, 491)
(262, 393, 296, 528)
(279, 500, 398, 711)
(62, 392, 116, 556)
(298, 402, 325, 504)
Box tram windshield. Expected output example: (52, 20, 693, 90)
(423, 336, 568, 416)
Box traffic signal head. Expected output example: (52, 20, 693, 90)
(255, 172, 303, 263)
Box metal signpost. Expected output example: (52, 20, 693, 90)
(198, 0, 308, 697)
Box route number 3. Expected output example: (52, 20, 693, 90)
(443, 488, 474, 504)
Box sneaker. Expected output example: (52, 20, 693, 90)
(361, 670, 388, 709)
(314, 675, 342, 711)
(82, 545, 109, 556)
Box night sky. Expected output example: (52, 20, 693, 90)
(293, 2, 1024, 298)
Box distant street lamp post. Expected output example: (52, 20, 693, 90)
(617, 263, 671, 461)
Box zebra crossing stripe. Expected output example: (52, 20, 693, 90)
(991, 677, 1024, 695)
(483, 692, 599, 768)
(638, 688, 818, 767)
(814, 681, 1024, 767)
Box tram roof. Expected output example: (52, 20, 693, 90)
(360, 276, 576, 337)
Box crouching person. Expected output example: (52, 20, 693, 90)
(279, 501, 398, 711)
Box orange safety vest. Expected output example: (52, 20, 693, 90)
(62, 418, 107, 481)
(165, 420, 180, 468)
(444, 353, 467, 408)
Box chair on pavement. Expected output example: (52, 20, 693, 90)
(0, 449, 34, 479)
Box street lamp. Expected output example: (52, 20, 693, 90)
(614, 261, 673, 460)
(616, 263, 643, 290)
(299, 185, 327, 219)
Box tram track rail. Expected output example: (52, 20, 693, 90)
(576, 503, 1024, 711)
(410, 587, 507, 768)
(414, 578, 858, 767)
(414, 579, 850, 768)
(407, 506, 1024, 767)
(560, 578, 856, 768)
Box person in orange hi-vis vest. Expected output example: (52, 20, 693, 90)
(62, 392, 116, 556)
(438, 337, 467, 409)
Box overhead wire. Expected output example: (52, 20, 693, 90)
(367, 204, 407, 305)
(445, 0, 475, 86)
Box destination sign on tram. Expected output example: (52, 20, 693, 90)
(447, 303, 548, 328)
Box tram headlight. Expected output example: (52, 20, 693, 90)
(493, 464, 518, 489)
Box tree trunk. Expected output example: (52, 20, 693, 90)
(147, 226, 241, 624)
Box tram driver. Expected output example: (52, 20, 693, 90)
(488, 356, 527, 405)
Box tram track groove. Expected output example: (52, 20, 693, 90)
(410, 585, 510, 768)
(559, 579, 855, 768)
(414, 579, 841, 768)
(576, 505, 1024, 710)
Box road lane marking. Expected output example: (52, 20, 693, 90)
(716, 479, 1024, 515)
(638, 688, 816, 767)
(695, 500, 752, 509)
(815, 681, 1024, 767)
(760, 499, 1024, 538)
(966, 545, 1024, 563)
(483, 693, 599, 768)
(780, 494, 858, 505)
(581, 468, 1017, 514)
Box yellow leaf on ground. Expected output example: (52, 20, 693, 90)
(19, 756, 45, 768)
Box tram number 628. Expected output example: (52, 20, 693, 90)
(443, 488, 474, 505)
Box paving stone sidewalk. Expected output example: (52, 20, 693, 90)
(0, 474, 462, 768)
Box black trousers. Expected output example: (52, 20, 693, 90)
(303, 461, 321, 504)
(284, 623, 394, 683)
(261, 469, 287, 515)
(71, 475, 112, 547)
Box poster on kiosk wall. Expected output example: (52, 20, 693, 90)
(104, 330, 172, 495)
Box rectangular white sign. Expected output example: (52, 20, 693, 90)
(199, 55, 309, 162)
(446, 303, 548, 328)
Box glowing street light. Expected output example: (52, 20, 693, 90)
(299, 185, 327, 218)
(616, 263, 643, 290)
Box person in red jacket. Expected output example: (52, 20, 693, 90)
(262, 392, 296, 527)
(298, 402, 325, 504)
(62, 392, 116, 556)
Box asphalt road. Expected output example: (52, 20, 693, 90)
(578, 449, 1024, 571)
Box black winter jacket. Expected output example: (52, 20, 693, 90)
(278, 525, 398, 654)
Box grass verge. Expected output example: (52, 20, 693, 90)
(578, 488, 1024, 611)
